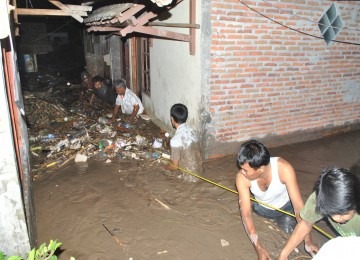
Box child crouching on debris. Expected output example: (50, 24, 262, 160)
(79, 70, 93, 101)
(92, 76, 117, 106)
(110, 79, 144, 122)
(163, 103, 202, 182)
(235, 140, 315, 260)
(279, 167, 360, 259)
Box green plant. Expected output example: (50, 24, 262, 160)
(0, 240, 62, 260)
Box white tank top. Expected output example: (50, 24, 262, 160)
(250, 157, 290, 210)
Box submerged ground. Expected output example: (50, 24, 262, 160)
(32, 129, 360, 260)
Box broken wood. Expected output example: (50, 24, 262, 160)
(16, 8, 87, 17)
(49, 0, 84, 22)
(148, 22, 200, 29)
(102, 224, 124, 248)
(155, 198, 171, 210)
(120, 26, 190, 42)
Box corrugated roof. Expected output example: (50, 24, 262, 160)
(84, 3, 133, 23)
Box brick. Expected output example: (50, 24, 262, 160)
(208, 0, 360, 149)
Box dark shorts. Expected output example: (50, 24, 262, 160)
(253, 200, 297, 234)
(253, 200, 295, 218)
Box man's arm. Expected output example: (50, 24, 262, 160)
(236, 173, 272, 260)
(90, 93, 95, 104)
(278, 158, 318, 256)
(163, 159, 179, 171)
(111, 104, 120, 122)
(278, 219, 314, 260)
(129, 104, 140, 121)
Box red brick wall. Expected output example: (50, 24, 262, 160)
(208, 0, 360, 152)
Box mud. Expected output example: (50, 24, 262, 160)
(33, 130, 360, 260)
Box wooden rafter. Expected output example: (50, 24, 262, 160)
(85, 0, 199, 55)
(119, 25, 190, 42)
(48, 0, 83, 22)
(15, 1, 92, 23)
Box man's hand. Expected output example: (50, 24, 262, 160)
(304, 240, 319, 257)
(163, 159, 178, 171)
(128, 116, 136, 122)
(256, 246, 272, 260)
(108, 117, 115, 125)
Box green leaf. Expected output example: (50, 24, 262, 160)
(28, 248, 35, 260)
(48, 240, 60, 252)
(7, 257, 22, 260)
(48, 256, 57, 260)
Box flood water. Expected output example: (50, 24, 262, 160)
(33, 129, 360, 260)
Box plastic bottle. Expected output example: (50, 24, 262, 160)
(152, 152, 159, 159)
(40, 134, 55, 141)
(120, 122, 131, 129)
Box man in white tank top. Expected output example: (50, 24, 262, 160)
(235, 140, 316, 260)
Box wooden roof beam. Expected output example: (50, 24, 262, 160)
(189, 0, 196, 55)
(65, 4, 92, 12)
(120, 0, 183, 36)
(16, 8, 87, 17)
(88, 26, 122, 33)
(48, 0, 83, 22)
(120, 25, 190, 42)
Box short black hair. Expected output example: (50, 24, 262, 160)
(113, 78, 126, 89)
(237, 140, 270, 169)
(92, 75, 103, 84)
(80, 70, 90, 80)
(170, 103, 188, 124)
(315, 167, 360, 216)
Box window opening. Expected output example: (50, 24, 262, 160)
(318, 3, 343, 45)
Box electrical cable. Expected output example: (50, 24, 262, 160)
(260, 0, 360, 33)
(31, 19, 72, 43)
(238, 0, 360, 46)
(161, 157, 334, 240)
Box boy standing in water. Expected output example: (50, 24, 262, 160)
(163, 103, 202, 182)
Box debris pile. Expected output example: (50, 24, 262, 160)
(23, 71, 170, 179)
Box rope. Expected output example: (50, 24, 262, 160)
(161, 158, 333, 240)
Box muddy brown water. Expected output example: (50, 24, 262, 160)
(33, 130, 360, 260)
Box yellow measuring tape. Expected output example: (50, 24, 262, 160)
(163, 158, 333, 240)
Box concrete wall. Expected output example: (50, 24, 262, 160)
(109, 36, 122, 81)
(0, 41, 31, 256)
(204, 0, 360, 158)
(84, 32, 123, 81)
(143, 0, 202, 135)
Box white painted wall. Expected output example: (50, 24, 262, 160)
(0, 43, 31, 256)
(143, 0, 202, 134)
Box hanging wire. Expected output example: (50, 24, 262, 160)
(238, 0, 360, 46)
(260, 0, 360, 33)
(31, 20, 72, 43)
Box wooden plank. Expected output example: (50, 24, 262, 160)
(148, 22, 200, 29)
(87, 26, 121, 32)
(189, 0, 196, 55)
(49, 0, 83, 22)
(121, 26, 190, 42)
(65, 4, 92, 11)
(13, 0, 19, 36)
(120, 0, 183, 36)
(16, 8, 85, 16)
